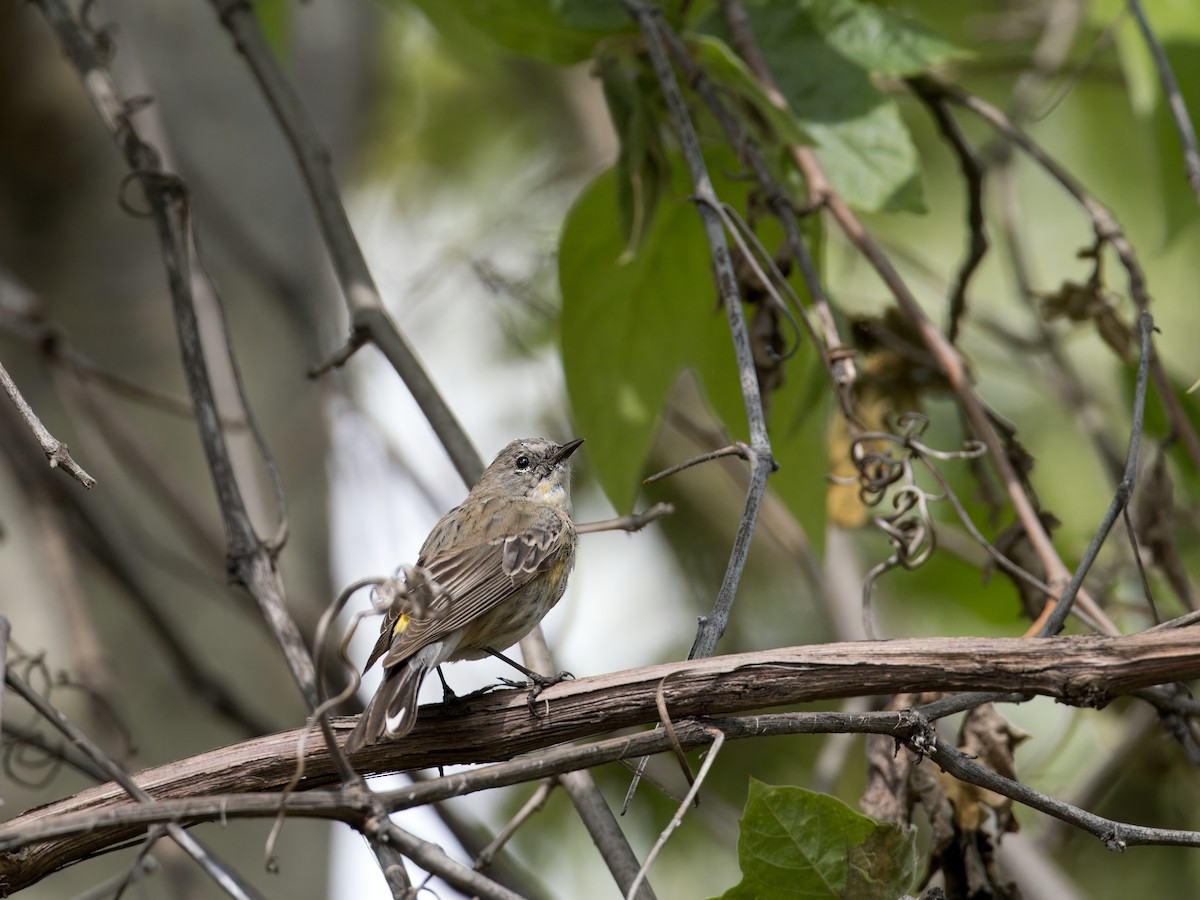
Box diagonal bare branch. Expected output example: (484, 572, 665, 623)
(0, 359, 94, 489)
(29, 0, 318, 709)
(206, 0, 481, 487)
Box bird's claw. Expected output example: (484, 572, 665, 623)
(525, 670, 573, 717)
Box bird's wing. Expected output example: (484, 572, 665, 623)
(370, 498, 573, 672)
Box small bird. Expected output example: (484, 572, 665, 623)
(345, 437, 583, 754)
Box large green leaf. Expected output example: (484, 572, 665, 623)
(560, 158, 732, 511)
(713, 780, 917, 900)
(595, 46, 672, 259)
(699, 0, 959, 213)
(560, 150, 827, 550)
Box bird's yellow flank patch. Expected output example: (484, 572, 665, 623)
(392, 613, 410, 637)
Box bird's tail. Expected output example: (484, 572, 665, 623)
(345, 656, 430, 755)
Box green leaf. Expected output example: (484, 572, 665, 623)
(807, 99, 924, 214)
(845, 813, 921, 897)
(595, 47, 672, 259)
(560, 157, 729, 511)
(689, 34, 814, 148)
(697, 0, 957, 212)
(794, 0, 961, 75)
(405, 0, 632, 65)
(713, 780, 917, 900)
(559, 150, 828, 551)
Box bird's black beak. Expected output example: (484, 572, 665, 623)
(552, 438, 584, 465)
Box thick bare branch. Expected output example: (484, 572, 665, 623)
(5, 629, 1200, 889)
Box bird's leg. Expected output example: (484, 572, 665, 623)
(434, 665, 457, 702)
(483, 647, 573, 716)
(434, 665, 505, 702)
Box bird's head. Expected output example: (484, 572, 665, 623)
(473, 437, 584, 509)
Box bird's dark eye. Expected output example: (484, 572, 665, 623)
(515, 455, 531, 470)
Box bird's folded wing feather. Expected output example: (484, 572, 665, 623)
(372, 500, 572, 671)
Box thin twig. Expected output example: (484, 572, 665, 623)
(14, 700, 1200, 865)
(0, 617, 8, 736)
(654, 24, 856, 414)
(1123, 505, 1160, 625)
(699, 0, 856, 408)
(29, 489, 124, 749)
(307, 331, 367, 379)
(926, 73, 1200, 476)
(643, 444, 750, 484)
(925, 720, 1200, 850)
(401, 778, 551, 900)
(576, 502, 674, 535)
(1035, 311, 1153, 637)
(473, 780, 556, 871)
(72, 852, 159, 900)
(621, 0, 778, 813)
(626, 726, 725, 900)
(3, 720, 109, 783)
(1148, 609, 1200, 632)
(0, 359, 94, 488)
(109, 828, 164, 900)
(72, 357, 248, 428)
(655, 675, 696, 793)
(906, 78, 989, 344)
(1039, 702, 1161, 851)
(519, 632, 657, 900)
(192, 240, 291, 552)
(1126, 0, 1200, 208)
(313, 577, 387, 783)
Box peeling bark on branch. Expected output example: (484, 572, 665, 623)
(4, 630, 1199, 891)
